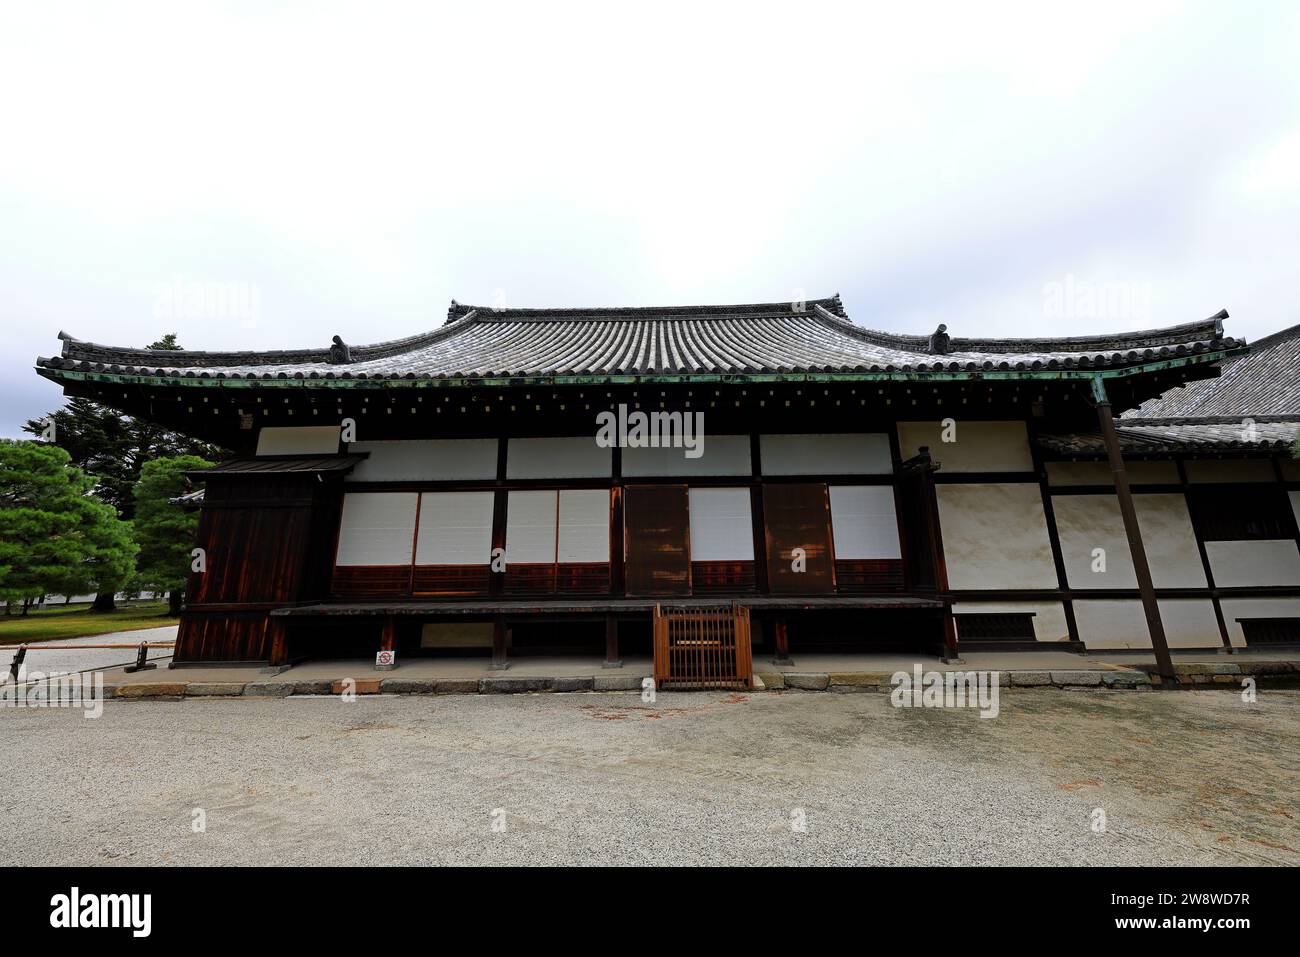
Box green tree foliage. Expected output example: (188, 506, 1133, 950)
(0, 440, 137, 614)
(132, 456, 212, 615)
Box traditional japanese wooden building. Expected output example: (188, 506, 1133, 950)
(34, 297, 1300, 679)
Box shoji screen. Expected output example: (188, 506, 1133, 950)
(688, 487, 756, 593)
(828, 486, 901, 559)
(335, 492, 418, 566)
(688, 488, 754, 560)
(504, 489, 610, 594)
(412, 491, 495, 594)
(558, 490, 610, 563)
(331, 492, 418, 597)
(828, 485, 904, 590)
(506, 491, 558, 564)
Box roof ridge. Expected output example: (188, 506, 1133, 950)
(449, 295, 846, 323)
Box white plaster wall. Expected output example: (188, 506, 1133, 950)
(759, 433, 892, 475)
(1205, 539, 1300, 587)
(1044, 460, 1179, 486)
(1218, 597, 1300, 648)
(347, 439, 498, 481)
(935, 484, 1057, 589)
(256, 425, 340, 456)
(1073, 599, 1221, 649)
(623, 435, 751, 476)
(950, 601, 1070, 642)
(335, 492, 418, 566)
(1052, 493, 1206, 589)
(897, 420, 1033, 472)
(507, 437, 611, 478)
(1184, 459, 1276, 483)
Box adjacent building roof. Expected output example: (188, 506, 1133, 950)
(1039, 321, 1300, 457)
(36, 297, 1242, 384)
(1039, 418, 1299, 456)
(1126, 322, 1300, 417)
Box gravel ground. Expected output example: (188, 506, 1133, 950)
(1, 625, 177, 680)
(2, 688, 1297, 866)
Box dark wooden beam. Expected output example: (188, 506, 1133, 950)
(1093, 377, 1175, 680)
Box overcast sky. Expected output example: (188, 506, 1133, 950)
(3, 1, 1298, 436)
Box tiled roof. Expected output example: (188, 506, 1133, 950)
(1127, 322, 1300, 417)
(1039, 417, 1300, 456)
(36, 297, 1242, 383)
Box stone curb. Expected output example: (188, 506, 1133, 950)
(184, 682, 247, 697)
(94, 661, 1300, 699)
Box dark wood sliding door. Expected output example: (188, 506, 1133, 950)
(624, 485, 691, 596)
(763, 483, 835, 593)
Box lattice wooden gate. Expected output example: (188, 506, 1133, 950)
(652, 602, 753, 690)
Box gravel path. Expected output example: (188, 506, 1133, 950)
(2, 688, 1297, 866)
(1, 625, 177, 680)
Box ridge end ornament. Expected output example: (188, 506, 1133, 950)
(328, 335, 353, 364)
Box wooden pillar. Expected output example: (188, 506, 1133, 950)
(603, 615, 621, 668)
(376, 615, 397, 670)
(1093, 376, 1175, 681)
(772, 616, 792, 665)
(267, 617, 288, 667)
(490, 616, 510, 671)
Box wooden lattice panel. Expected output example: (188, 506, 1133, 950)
(653, 602, 753, 691)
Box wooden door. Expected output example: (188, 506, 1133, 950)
(763, 483, 835, 593)
(624, 485, 691, 596)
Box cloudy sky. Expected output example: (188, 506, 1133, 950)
(2, 1, 1298, 436)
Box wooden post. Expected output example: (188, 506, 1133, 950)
(490, 616, 510, 671)
(603, 615, 621, 668)
(1093, 376, 1176, 681)
(773, 616, 792, 665)
(268, 617, 288, 667)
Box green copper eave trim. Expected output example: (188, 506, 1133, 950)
(34, 346, 1246, 392)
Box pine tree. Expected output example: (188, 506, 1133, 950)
(133, 455, 213, 615)
(0, 441, 136, 614)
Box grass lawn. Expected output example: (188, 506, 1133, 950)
(0, 602, 176, 644)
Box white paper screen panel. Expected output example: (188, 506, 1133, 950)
(760, 434, 892, 475)
(346, 439, 498, 481)
(688, 488, 754, 561)
(622, 435, 751, 476)
(507, 437, 611, 478)
(335, 492, 418, 566)
(558, 490, 610, 562)
(414, 491, 495, 565)
(507, 491, 558, 564)
(256, 426, 340, 456)
(829, 486, 902, 559)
